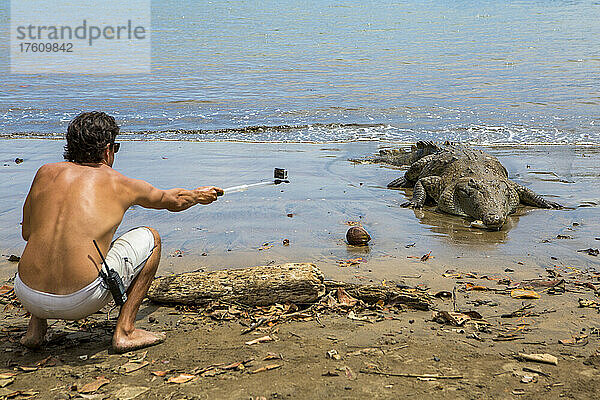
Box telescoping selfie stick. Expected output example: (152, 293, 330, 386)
(222, 168, 289, 194)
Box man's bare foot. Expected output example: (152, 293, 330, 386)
(20, 316, 47, 349)
(112, 329, 166, 354)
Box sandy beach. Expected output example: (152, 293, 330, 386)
(1, 138, 599, 399)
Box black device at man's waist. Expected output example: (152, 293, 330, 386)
(93, 240, 128, 306)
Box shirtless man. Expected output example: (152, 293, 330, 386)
(15, 111, 223, 353)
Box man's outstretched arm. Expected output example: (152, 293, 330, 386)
(127, 178, 223, 211)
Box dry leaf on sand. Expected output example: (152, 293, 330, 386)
(511, 289, 541, 299)
(263, 353, 282, 361)
(17, 366, 38, 372)
(250, 364, 282, 374)
(120, 361, 149, 374)
(336, 288, 357, 307)
(79, 376, 110, 394)
(0, 378, 15, 388)
(245, 335, 273, 345)
(166, 373, 196, 384)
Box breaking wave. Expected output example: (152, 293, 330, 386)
(2, 122, 599, 145)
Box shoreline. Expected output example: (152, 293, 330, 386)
(3, 134, 600, 147)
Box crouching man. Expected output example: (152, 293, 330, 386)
(15, 111, 223, 353)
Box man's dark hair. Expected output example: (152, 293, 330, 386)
(64, 112, 120, 163)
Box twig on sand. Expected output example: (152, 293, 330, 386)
(460, 340, 479, 348)
(452, 286, 457, 312)
(315, 314, 325, 327)
(360, 369, 463, 379)
(241, 317, 270, 335)
(523, 366, 551, 377)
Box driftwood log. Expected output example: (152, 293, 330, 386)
(147, 263, 432, 310)
(148, 263, 325, 306)
(324, 281, 432, 310)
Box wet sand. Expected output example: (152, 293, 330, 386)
(1, 139, 598, 283)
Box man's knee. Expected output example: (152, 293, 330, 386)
(144, 227, 161, 248)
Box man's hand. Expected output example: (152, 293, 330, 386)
(194, 186, 224, 205)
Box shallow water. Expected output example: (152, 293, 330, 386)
(1, 139, 598, 280)
(1, 1, 600, 143)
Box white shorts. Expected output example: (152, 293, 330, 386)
(14, 227, 156, 321)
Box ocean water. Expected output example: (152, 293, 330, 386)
(1, 0, 600, 144)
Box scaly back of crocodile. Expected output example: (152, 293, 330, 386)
(410, 143, 509, 186)
(369, 141, 442, 166)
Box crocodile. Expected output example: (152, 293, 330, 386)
(370, 141, 562, 230)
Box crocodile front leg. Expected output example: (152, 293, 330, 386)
(388, 154, 438, 188)
(400, 176, 442, 209)
(511, 182, 562, 209)
(405, 154, 437, 181)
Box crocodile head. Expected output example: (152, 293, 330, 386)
(452, 178, 517, 230)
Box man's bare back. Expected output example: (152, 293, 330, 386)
(16, 111, 223, 352)
(19, 162, 132, 294)
(20, 161, 222, 294)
